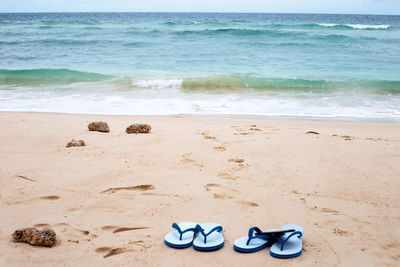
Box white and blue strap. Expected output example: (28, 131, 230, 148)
(195, 224, 223, 244)
(272, 231, 303, 251)
(172, 222, 198, 240)
(246, 226, 269, 245)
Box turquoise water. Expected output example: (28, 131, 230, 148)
(1, 13, 400, 119)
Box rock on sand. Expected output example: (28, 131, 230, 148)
(66, 139, 85, 148)
(88, 121, 109, 132)
(126, 124, 152, 134)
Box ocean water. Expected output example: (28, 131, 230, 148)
(0, 12, 400, 119)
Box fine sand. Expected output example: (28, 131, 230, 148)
(0, 112, 399, 266)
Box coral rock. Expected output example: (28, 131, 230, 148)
(66, 139, 86, 148)
(12, 228, 56, 247)
(126, 124, 152, 134)
(88, 121, 110, 132)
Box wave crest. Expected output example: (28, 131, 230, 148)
(2, 70, 399, 94)
(319, 23, 391, 30)
(0, 68, 114, 86)
(134, 74, 400, 93)
(267, 23, 393, 30)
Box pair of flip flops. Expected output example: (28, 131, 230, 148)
(234, 224, 303, 259)
(164, 222, 224, 251)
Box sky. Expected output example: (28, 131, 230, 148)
(1, 0, 400, 15)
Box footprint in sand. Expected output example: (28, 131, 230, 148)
(201, 132, 217, 140)
(332, 134, 354, 141)
(101, 225, 149, 234)
(39, 196, 60, 200)
(213, 146, 226, 152)
(15, 175, 35, 182)
(231, 125, 264, 135)
(333, 227, 353, 237)
(113, 227, 149, 234)
(341, 135, 353, 140)
(320, 208, 340, 214)
(213, 193, 234, 200)
(306, 131, 320, 135)
(248, 125, 263, 131)
(181, 153, 204, 168)
(203, 183, 235, 199)
(234, 132, 251, 135)
(236, 200, 259, 207)
(216, 159, 248, 181)
(217, 171, 238, 180)
(101, 184, 155, 194)
(6, 195, 60, 205)
(203, 183, 248, 202)
(95, 247, 133, 258)
(228, 158, 244, 164)
(218, 163, 249, 179)
(203, 183, 221, 192)
(53, 223, 97, 243)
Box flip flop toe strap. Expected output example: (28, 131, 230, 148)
(273, 231, 303, 251)
(196, 224, 223, 244)
(172, 223, 198, 241)
(246, 226, 267, 245)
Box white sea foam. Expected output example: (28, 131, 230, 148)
(132, 79, 183, 89)
(317, 23, 390, 30)
(318, 23, 337, 27)
(1, 87, 399, 120)
(347, 24, 390, 30)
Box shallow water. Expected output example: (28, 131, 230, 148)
(1, 13, 399, 119)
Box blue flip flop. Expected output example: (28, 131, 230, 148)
(233, 227, 275, 253)
(193, 223, 224, 251)
(269, 224, 303, 259)
(164, 222, 198, 249)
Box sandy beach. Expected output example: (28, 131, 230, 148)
(0, 112, 399, 266)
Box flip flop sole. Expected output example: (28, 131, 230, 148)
(270, 249, 302, 259)
(164, 239, 193, 249)
(233, 242, 269, 253)
(193, 241, 224, 252)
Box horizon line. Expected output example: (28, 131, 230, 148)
(0, 11, 399, 16)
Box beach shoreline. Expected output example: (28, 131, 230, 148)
(0, 111, 399, 266)
(3, 110, 400, 124)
